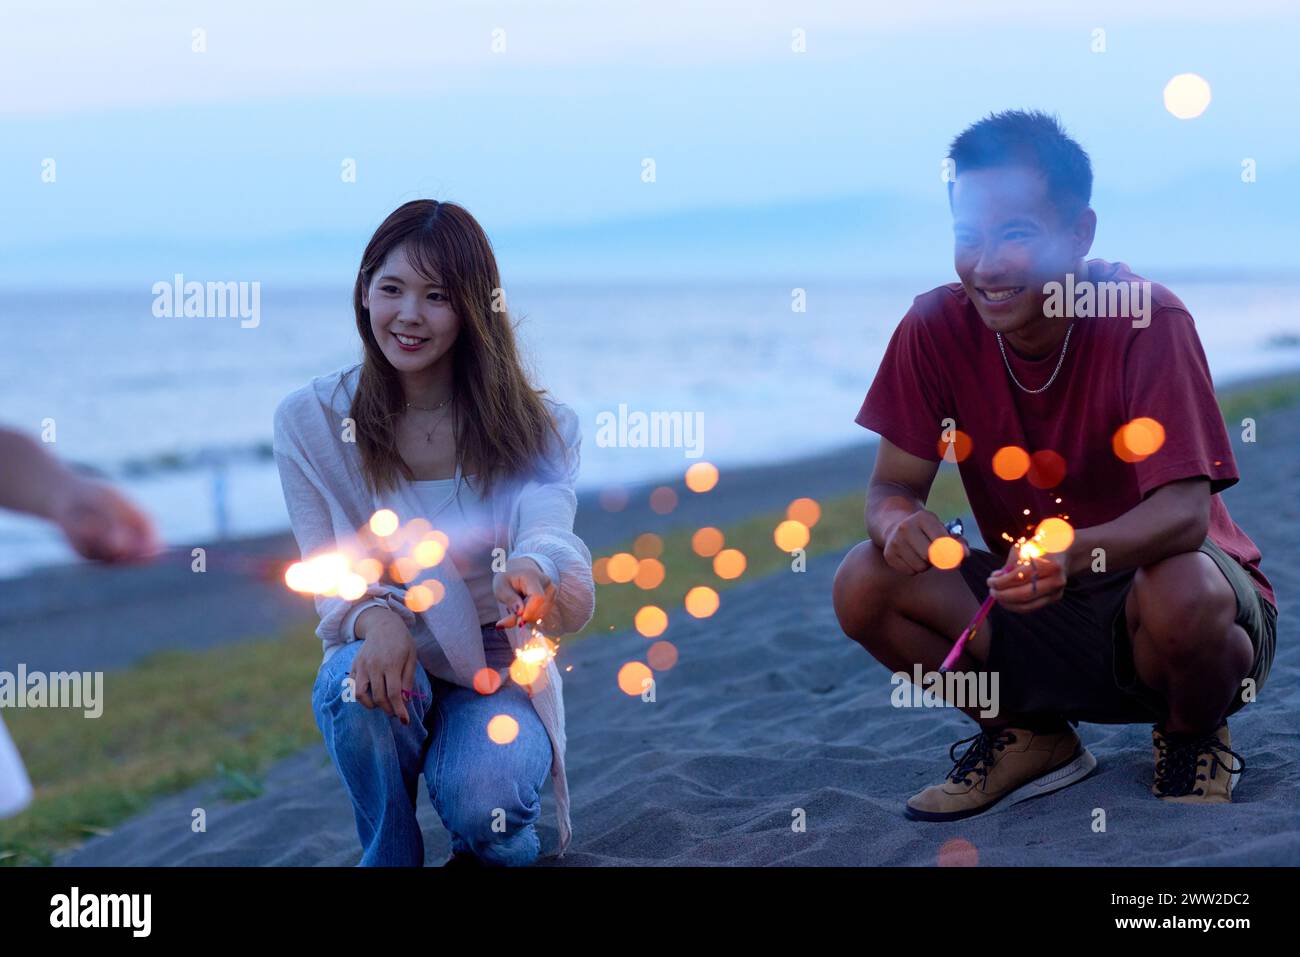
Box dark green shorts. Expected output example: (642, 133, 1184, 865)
(957, 537, 1277, 725)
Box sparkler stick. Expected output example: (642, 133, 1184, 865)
(939, 578, 1006, 673)
(937, 528, 1062, 673)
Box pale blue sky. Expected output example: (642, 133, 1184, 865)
(2, 0, 1297, 283)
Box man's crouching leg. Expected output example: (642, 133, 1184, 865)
(1127, 550, 1254, 802)
(832, 540, 991, 683)
(1127, 550, 1254, 733)
(833, 540, 1095, 820)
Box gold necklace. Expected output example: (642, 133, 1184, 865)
(405, 394, 453, 413)
(405, 397, 453, 444)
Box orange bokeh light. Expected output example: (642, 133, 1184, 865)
(634, 558, 666, 590)
(927, 536, 965, 570)
(1033, 517, 1075, 554)
(510, 657, 541, 686)
(937, 837, 979, 867)
(684, 462, 719, 493)
(649, 486, 678, 514)
(684, 585, 720, 618)
(389, 556, 420, 584)
(473, 668, 503, 695)
(355, 558, 384, 584)
(487, 714, 519, 745)
(647, 640, 679, 671)
(713, 548, 747, 580)
(692, 527, 725, 558)
(635, 605, 669, 638)
(592, 557, 612, 585)
(992, 446, 1031, 481)
(404, 517, 432, 541)
(1026, 449, 1067, 489)
(369, 509, 399, 537)
(937, 429, 973, 463)
(607, 552, 639, 584)
(787, 497, 822, 528)
(617, 661, 654, 696)
(633, 533, 663, 559)
(404, 582, 443, 613)
(774, 519, 810, 552)
(1113, 417, 1167, 462)
(413, 539, 446, 567)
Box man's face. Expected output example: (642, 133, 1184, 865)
(951, 166, 1089, 336)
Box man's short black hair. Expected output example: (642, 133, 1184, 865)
(946, 110, 1093, 221)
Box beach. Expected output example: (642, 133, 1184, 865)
(41, 384, 1298, 867)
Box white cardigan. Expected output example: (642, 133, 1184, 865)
(272, 363, 595, 855)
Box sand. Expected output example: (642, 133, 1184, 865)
(53, 398, 1299, 866)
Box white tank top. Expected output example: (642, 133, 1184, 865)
(409, 470, 500, 626)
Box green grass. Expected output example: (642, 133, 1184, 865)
(0, 633, 323, 865)
(1217, 372, 1300, 428)
(4, 373, 1297, 865)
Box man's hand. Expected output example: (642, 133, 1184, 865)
(880, 509, 969, 575)
(494, 557, 556, 628)
(350, 608, 418, 725)
(51, 475, 161, 562)
(987, 548, 1068, 613)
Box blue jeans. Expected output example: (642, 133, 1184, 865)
(312, 624, 553, 866)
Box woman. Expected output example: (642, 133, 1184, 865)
(273, 200, 594, 867)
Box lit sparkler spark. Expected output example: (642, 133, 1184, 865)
(284, 551, 355, 596)
(509, 624, 559, 688)
(284, 513, 569, 698)
(937, 513, 1075, 673)
(515, 628, 558, 668)
(284, 510, 451, 602)
(1018, 540, 1043, 561)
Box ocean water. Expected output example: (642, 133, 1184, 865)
(1, 278, 1298, 579)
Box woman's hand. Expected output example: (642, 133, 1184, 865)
(987, 548, 1068, 614)
(350, 607, 419, 725)
(493, 557, 556, 628)
(51, 475, 161, 562)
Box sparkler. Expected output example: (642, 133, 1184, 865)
(281, 511, 565, 689)
(937, 517, 1074, 673)
(509, 621, 559, 689)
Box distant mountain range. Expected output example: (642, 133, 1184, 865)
(3, 165, 1296, 287)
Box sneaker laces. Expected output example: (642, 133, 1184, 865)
(1154, 726, 1246, 798)
(946, 728, 1017, 789)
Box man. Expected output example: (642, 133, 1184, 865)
(833, 110, 1276, 821)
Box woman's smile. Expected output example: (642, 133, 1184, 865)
(392, 330, 430, 351)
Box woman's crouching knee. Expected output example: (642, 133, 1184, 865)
(440, 775, 544, 867)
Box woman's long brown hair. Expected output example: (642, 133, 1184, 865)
(349, 200, 564, 497)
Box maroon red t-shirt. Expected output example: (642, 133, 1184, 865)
(855, 258, 1275, 608)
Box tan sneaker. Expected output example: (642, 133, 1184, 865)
(1152, 722, 1244, 803)
(904, 725, 1097, 822)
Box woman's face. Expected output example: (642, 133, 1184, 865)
(361, 243, 460, 374)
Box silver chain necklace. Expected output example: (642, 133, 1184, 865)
(996, 323, 1075, 394)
